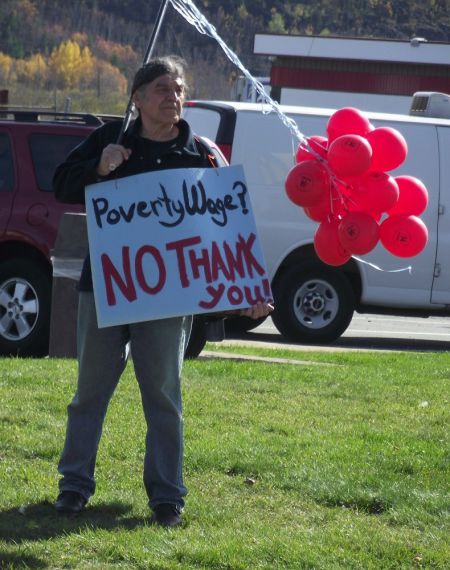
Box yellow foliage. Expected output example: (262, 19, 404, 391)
(15, 54, 48, 86)
(49, 40, 94, 89)
(1, 39, 127, 99)
(0, 52, 15, 84)
(81, 47, 94, 79)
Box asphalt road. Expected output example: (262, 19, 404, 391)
(225, 313, 450, 352)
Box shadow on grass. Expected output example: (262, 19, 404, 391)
(0, 501, 148, 545)
(0, 551, 47, 569)
(232, 331, 450, 352)
(315, 495, 390, 515)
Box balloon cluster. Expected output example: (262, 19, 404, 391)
(285, 107, 429, 266)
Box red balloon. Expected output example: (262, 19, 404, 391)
(326, 107, 372, 142)
(370, 211, 383, 222)
(338, 211, 380, 255)
(285, 160, 329, 207)
(388, 175, 429, 217)
(296, 135, 328, 163)
(333, 179, 353, 199)
(346, 201, 382, 221)
(328, 134, 372, 178)
(304, 202, 330, 222)
(379, 215, 428, 258)
(304, 192, 343, 222)
(352, 171, 399, 213)
(314, 218, 351, 266)
(366, 127, 408, 172)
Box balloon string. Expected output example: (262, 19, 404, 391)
(169, 0, 308, 147)
(352, 256, 412, 273)
(170, 1, 344, 174)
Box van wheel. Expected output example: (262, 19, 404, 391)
(272, 262, 354, 344)
(184, 317, 207, 359)
(0, 259, 51, 357)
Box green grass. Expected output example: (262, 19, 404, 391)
(0, 348, 449, 569)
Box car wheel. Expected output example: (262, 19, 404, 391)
(271, 262, 355, 344)
(0, 259, 51, 357)
(224, 314, 268, 335)
(184, 316, 207, 359)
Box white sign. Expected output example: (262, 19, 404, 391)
(85, 165, 271, 328)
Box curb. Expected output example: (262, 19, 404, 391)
(200, 350, 337, 366)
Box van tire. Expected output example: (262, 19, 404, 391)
(0, 259, 51, 357)
(184, 316, 207, 359)
(272, 262, 354, 343)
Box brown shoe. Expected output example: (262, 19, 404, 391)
(151, 503, 182, 527)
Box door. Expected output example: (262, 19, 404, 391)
(431, 125, 450, 304)
(0, 130, 15, 237)
(9, 127, 85, 257)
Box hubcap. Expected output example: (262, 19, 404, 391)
(293, 278, 339, 330)
(0, 278, 39, 341)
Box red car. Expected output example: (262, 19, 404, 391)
(0, 109, 227, 357)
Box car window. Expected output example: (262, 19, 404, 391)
(182, 106, 221, 140)
(0, 133, 14, 192)
(30, 133, 85, 192)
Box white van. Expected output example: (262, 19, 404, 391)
(183, 100, 450, 343)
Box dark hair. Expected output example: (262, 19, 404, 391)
(131, 56, 187, 94)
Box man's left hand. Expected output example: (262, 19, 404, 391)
(234, 302, 274, 320)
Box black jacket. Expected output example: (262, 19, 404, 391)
(53, 117, 217, 290)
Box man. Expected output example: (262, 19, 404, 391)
(53, 56, 272, 527)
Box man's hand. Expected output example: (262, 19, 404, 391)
(221, 301, 274, 320)
(238, 301, 274, 319)
(97, 144, 132, 177)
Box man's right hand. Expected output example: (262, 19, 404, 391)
(97, 144, 132, 177)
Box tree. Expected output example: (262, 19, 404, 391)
(94, 39, 139, 81)
(268, 9, 287, 34)
(94, 60, 128, 97)
(0, 52, 15, 85)
(48, 40, 94, 89)
(15, 54, 48, 88)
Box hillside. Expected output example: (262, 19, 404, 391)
(1, 0, 449, 111)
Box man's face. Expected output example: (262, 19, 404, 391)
(134, 73, 185, 127)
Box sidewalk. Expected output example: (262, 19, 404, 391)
(215, 338, 387, 352)
(200, 349, 336, 366)
(199, 336, 365, 366)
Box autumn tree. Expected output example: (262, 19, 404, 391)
(93, 60, 128, 97)
(0, 0, 38, 58)
(0, 52, 15, 85)
(15, 54, 48, 88)
(95, 39, 139, 81)
(48, 40, 94, 89)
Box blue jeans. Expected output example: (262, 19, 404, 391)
(58, 292, 192, 509)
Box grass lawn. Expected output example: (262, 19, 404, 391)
(0, 346, 448, 569)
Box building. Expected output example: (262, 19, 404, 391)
(253, 34, 450, 114)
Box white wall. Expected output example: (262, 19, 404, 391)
(281, 87, 412, 115)
(280, 87, 412, 114)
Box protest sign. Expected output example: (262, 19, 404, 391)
(85, 165, 271, 327)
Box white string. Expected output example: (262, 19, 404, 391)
(169, 0, 308, 147)
(352, 256, 412, 273)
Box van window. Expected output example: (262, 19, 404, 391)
(0, 133, 14, 192)
(30, 133, 85, 192)
(183, 107, 221, 141)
